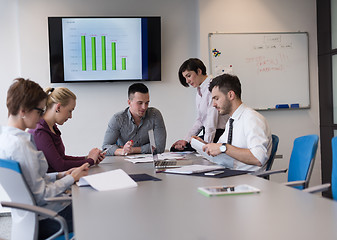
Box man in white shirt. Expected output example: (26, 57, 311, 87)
(202, 74, 272, 171)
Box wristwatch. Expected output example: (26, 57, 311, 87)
(219, 143, 227, 153)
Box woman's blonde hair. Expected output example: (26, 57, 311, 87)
(45, 87, 76, 110)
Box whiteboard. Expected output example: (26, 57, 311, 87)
(208, 32, 310, 110)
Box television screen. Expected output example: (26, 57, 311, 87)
(48, 16, 161, 83)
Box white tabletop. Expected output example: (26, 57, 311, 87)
(72, 155, 337, 240)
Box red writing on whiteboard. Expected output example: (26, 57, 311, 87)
(246, 53, 288, 74)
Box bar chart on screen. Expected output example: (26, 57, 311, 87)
(62, 18, 142, 81)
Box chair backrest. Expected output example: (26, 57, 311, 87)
(0, 159, 38, 240)
(331, 137, 337, 200)
(287, 134, 319, 190)
(262, 134, 279, 180)
(266, 134, 279, 171)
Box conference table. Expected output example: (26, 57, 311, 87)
(72, 154, 337, 240)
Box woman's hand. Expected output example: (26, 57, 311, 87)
(171, 140, 188, 151)
(87, 148, 101, 164)
(97, 150, 106, 163)
(191, 136, 207, 144)
(70, 163, 90, 182)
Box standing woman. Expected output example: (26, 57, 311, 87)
(29, 87, 104, 172)
(171, 58, 229, 151)
(0, 78, 89, 238)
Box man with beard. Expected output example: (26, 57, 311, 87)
(201, 74, 272, 171)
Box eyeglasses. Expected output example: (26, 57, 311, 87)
(33, 107, 45, 116)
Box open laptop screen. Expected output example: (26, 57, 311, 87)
(148, 129, 158, 160)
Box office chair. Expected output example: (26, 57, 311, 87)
(304, 136, 337, 196)
(0, 159, 73, 240)
(331, 136, 337, 199)
(256, 134, 319, 190)
(262, 134, 279, 179)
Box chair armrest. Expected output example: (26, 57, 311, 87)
(253, 168, 288, 178)
(283, 180, 306, 187)
(1, 201, 58, 218)
(303, 183, 331, 194)
(1, 201, 70, 240)
(45, 196, 72, 202)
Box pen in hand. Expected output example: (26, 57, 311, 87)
(123, 140, 134, 155)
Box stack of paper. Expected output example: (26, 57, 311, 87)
(125, 154, 152, 159)
(125, 152, 185, 164)
(191, 138, 234, 168)
(77, 169, 137, 191)
(125, 156, 153, 163)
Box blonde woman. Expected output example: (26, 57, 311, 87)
(29, 87, 104, 172)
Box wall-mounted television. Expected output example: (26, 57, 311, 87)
(48, 16, 161, 83)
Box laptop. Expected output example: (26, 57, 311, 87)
(148, 129, 180, 168)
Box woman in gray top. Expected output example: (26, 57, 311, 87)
(0, 78, 89, 239)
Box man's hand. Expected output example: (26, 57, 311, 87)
(202, 143, 222, 156)
(122, 140, 134, 155)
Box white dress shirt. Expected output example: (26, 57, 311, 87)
(216, 104, 272, 171)
(185, 76, 228, 143)
(0, 126, 74, 219)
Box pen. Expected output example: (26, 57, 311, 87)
(124, 140, 134, 156)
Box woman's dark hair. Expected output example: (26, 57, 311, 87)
(178, 58, 207, 87)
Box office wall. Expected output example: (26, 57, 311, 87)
(0, 0, 200, 152)
(0, 0, 320, 187)
(0, 0, 20, 125)
(199, 0, 320, 185)
(0, 0, 20, 212)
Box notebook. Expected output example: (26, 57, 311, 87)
(148, 129, 180, 168)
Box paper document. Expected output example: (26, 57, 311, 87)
(164, 164, 224, 174)
(77, 169, 137, 191)
(159, 152, 185, 159)
(190, 138, 234, 168)
(125, 156, 154, 163)
(125, 154, 152, 159)
(125, 152, 185, 164)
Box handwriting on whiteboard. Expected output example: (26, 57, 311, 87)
(246, 53, 289, 74)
